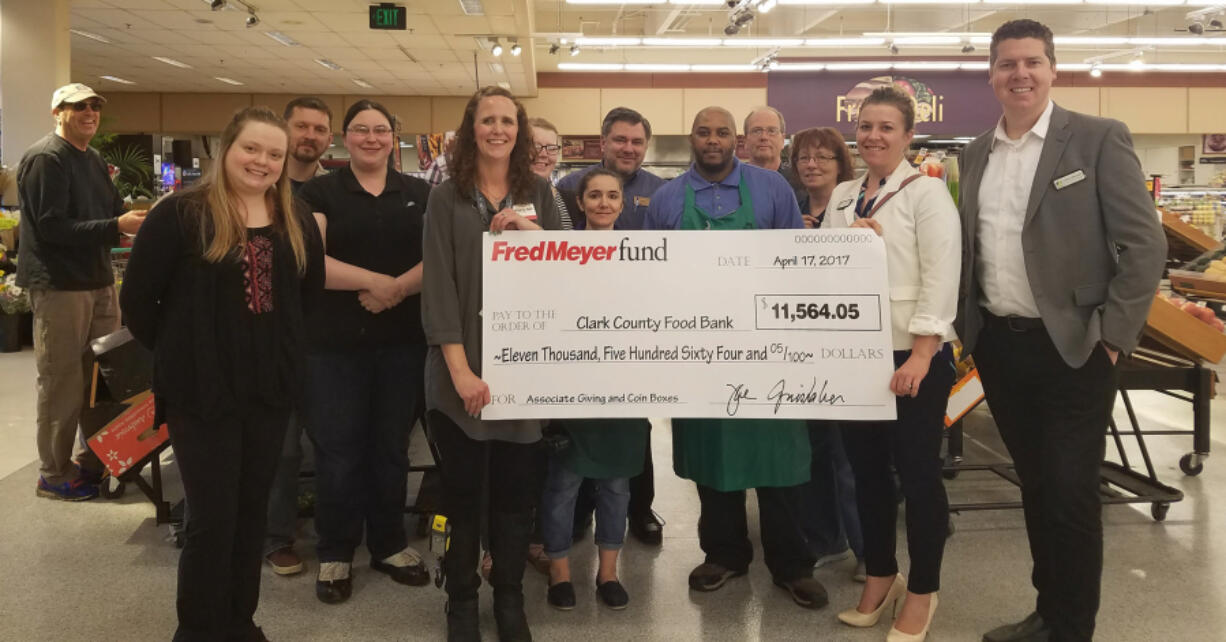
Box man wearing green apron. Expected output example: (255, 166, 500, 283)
(644, 107, 827, 610)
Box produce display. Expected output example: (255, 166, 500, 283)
(1179, 246, 1226, 281)
(1158, 292, 1225, 332)
(1159, 190, 1225, 239)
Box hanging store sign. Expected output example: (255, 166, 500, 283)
(768, 70, 1000, 137)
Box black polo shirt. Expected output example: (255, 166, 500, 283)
(297, 165, 430, 352)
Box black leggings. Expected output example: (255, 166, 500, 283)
(427, 411, 540, 599)
(842, 347, 954, 594)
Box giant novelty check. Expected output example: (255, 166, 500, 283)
(480, 229, 897, 421)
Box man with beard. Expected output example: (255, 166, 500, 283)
(558, 107, 668, 545)
(261, 96, 334, 577)
(284, 97, 333, 191)
(18, 83, 146, 501)
(644, 107, 826, 610)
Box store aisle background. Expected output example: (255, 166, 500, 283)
(1, 346, 1223, 641)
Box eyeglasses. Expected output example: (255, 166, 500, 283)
(796, 154, 838, 165)
(69, 101, 103, 113)
(347, 125, 394, 137)
(747, 126, 781, 137)
(534, 143, 562, 154)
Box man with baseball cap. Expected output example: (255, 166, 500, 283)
(17, 83, 146, 501)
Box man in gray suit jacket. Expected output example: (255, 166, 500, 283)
(956, 20, 1166, 642)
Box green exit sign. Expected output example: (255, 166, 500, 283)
(369, 3, 407, 30)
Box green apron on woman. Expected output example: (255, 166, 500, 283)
(671, 176, 811, 492)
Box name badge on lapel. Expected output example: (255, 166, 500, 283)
(836, 198, 855, 210)
(633, 195, 651, 208)
(512, 203, 538, 220)
(1053, 169, 1087, 190)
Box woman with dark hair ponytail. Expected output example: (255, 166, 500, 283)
(121, 106, 324, 641)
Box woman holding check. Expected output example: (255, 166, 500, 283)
(822, 85, 961, 642)
(422, 85, 567, 642)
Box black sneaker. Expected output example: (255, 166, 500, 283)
(773, 576, 829, 610)
(547, 581, 576, 610)
(596, 580, 629, 610)
(688, 563, 746, 592)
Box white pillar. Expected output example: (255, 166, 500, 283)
(1, 0, 71, 205)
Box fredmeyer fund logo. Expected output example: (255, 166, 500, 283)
(836, 76, 944, 124)
(490, 237, 669, 265)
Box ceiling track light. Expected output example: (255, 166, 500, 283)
(245, 7, 259, 28)
(569, 44, 581, 56)
(208, 0, 226, 10)
(490, 38, 503, 56)
(548, 43, 560, 54)
(510, 39, 522, 56)
(961, 43, 976, 53)
(1090, 63, 1103, 77)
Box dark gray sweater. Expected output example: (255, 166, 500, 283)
(421, 176, 563, 443)
(16, 133, 125, 290)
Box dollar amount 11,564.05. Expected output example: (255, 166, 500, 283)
(754, 294, 883, 331)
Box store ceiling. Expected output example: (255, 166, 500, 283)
(69, 0, 1226, 96)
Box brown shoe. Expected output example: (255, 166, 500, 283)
(265, 547, 304, 576)
(526, 543, 551, 575)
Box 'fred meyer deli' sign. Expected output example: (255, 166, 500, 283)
(769, 69, 1000, 136)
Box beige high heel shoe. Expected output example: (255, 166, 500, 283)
(886, 592, 939, 642)
(837, 574, 907, 627)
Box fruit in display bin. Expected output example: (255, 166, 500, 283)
(1159, 292, 1226, 332)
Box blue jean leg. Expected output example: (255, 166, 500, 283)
(540, 457, 582, 558)
(592, 476, 630, 551)
(541, 456, 631, 558)
(303, 351, 372, 564)
(263, 414, 304, 555)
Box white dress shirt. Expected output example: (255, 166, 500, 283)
(976, 100, 1054, 318)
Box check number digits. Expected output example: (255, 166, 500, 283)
(755, 295, 882, 332)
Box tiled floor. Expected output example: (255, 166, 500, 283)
(1, 344, 1222, 641)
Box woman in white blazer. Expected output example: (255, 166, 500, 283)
(823, 86, 961, 642)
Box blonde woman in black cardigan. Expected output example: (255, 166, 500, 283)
(121, 106, 323, 642)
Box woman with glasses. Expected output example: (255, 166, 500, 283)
(791, 127, 856, 229)
(529, 117, 573, 229)
(422, 86, 567, 642)
(790, 127, 867, 580)
(296, 99, 434, 605)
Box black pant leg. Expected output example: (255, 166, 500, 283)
(756, 484, 817, 582)
(168, 408, 243, 642)
(627, 421, 655, 517)
(228, 404, 291, 637)
(428, 410, 487, 602)
(695, 484, 751, 572)
(891, 351, 954, 594)
(976, 326, 1116, 642)
(842, 420, 900, 581)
